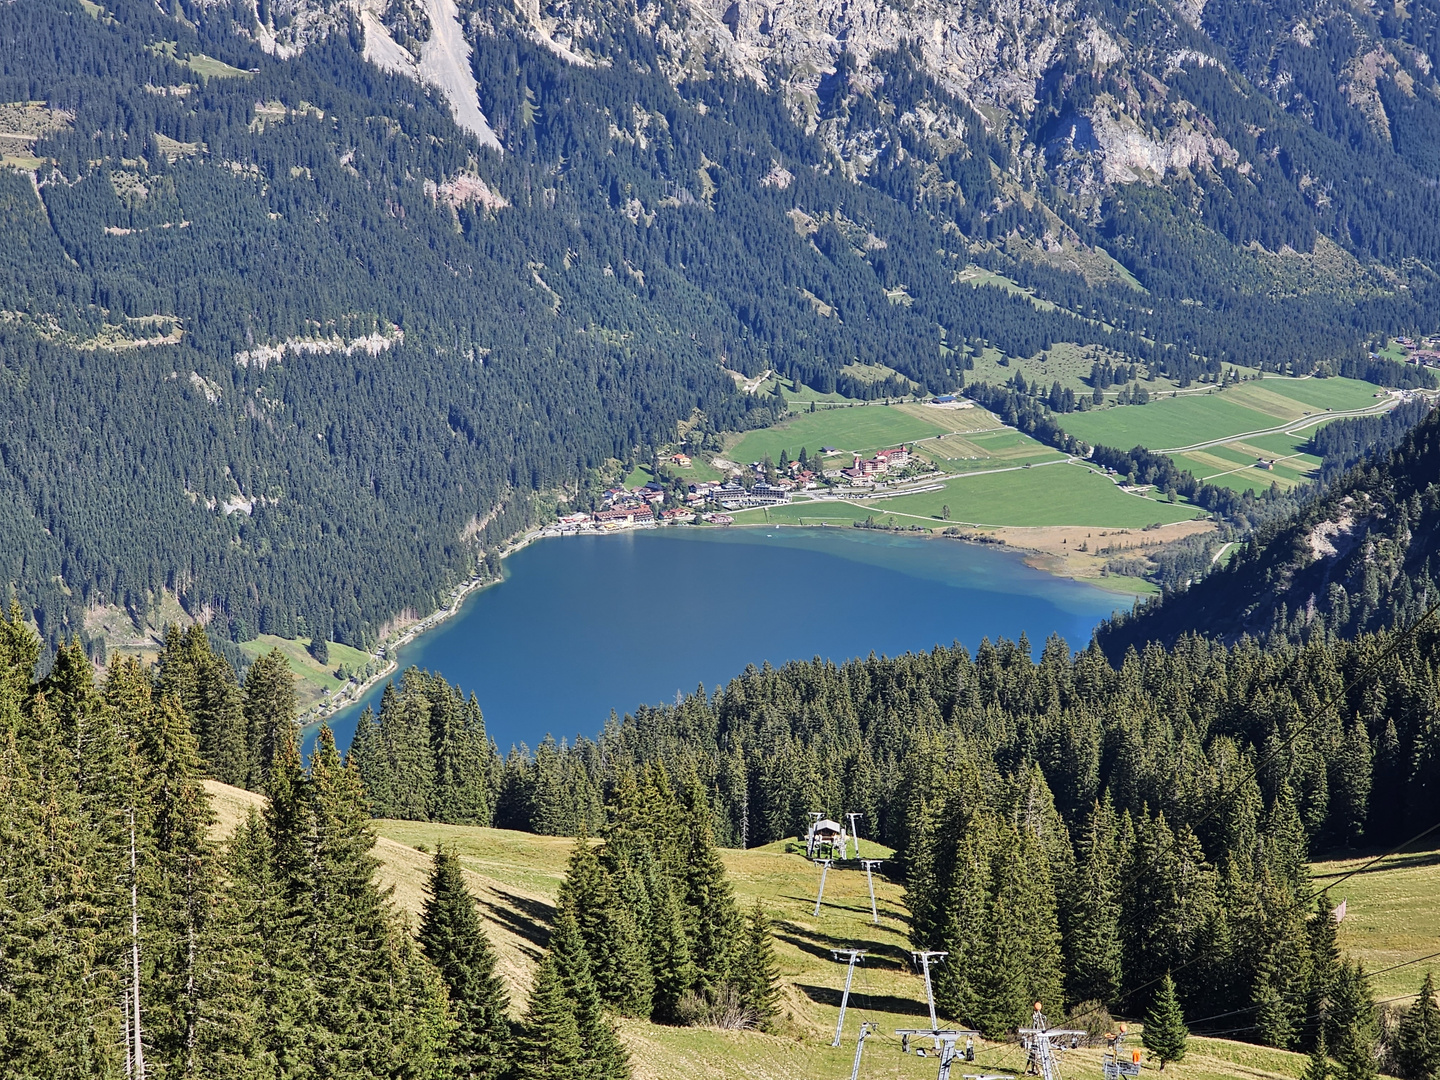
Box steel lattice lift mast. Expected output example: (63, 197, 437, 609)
(895, 1028, 982, 1080)
(847, 1022, 877, 1080)
(1018, 1004, 1087, 1080)
(811, 857, 833, 916)
(909, 950, 949, 1036)
(859, 859, 883, 924)
(830, 949, 867, 1047)
(846, 812, 865, 858)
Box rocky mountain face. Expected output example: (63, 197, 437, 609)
(221, 0, 1440, 298)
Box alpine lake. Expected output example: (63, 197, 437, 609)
(310, 526, 1131, 757)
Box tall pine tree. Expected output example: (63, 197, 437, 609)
(243, 649, 298, 793)
(419, 847, 511, 1080)
(1143, 974, 1189, 1070)
(733, 900, 782, 1030)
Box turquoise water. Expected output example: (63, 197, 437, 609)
(309, 527, 1129, 756)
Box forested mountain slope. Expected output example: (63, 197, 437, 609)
(6, 0, 1440, 654)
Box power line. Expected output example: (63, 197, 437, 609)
(1183, 941, 1440, 1032)
(1311, 819, 1440, 899)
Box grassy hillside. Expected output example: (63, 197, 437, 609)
(1313, 849, 1440, 1004)
(727, 403, 957, 466)
(201, 781, 1374, 1080)
(238, 633, 373, 712)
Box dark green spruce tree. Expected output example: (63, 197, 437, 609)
(733, 900, 782, 1030)
(1396, 973, 1440, 1080)
(545, 908, 631, 1079)
(1328, 962, 1379, 1080)
(1302, 1033, 1332, 1080)
(1068, 796, 1122, 1007)
(419, 847, 511, 1080)
(1143, 974, 1189, 1070)
(679, 775, 741, 996)
(514, 951, 584, 1080)
(243, 648, 298, 792)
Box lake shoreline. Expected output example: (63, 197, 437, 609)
(299, 522, 550, 732)
(303, 522, 1129, 754)
(718, 517, 1183, 597)
(301, 515, 1162, 739)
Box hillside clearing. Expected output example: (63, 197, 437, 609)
(238, 633, 372, 710)
(1055, 377, 1386, 454)
(1312, 847, 1440, 1003)
(201, 781, 1372, 1080)
(727, 405, 955, 467)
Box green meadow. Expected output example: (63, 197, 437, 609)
(1056, 377, 1382, 451)
(727, 404, 954, 465)
(856, 464, 1204, 529)
(238, 633, 371, 710)
(197, 782, 1394, 1080)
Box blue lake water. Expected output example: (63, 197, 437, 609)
(308, 527, 1130, 757)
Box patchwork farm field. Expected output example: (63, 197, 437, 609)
(856, 464, 1203, 528)
(1056, 377, 1384, 451)
(736, 463, 1205, 531)
(726, 400, 1001, 468)
(728, 404, 953, 466)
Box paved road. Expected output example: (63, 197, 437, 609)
(1156, 400, 1396, 454)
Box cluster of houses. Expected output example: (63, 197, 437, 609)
(1386, 337, 1440, 366)
(586, 479, 698, 528)
(838, 445, 911, 484)
(544, 443, 917, 534)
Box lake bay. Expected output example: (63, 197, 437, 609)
(313, 527, 1130, 756)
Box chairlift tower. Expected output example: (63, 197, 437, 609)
(812, 858, 833, 916)
(847, 812, 865, 858)
(910, 951, 949, 1035)
(830, 949, 867, 1047)
(859, 859, 883, 924)
(896, 1028, 981, 1080)
(848, 1022, 877, 1080)
(1017, 1004, 1086, 1080)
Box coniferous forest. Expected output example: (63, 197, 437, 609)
(0, 607, 784, 1077)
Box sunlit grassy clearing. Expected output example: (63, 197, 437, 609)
(238, 633, 370, 709)
(858, 465, 1203, 529)
(1311, 847, 1440, 1003)
(729, 405, 953, 466)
